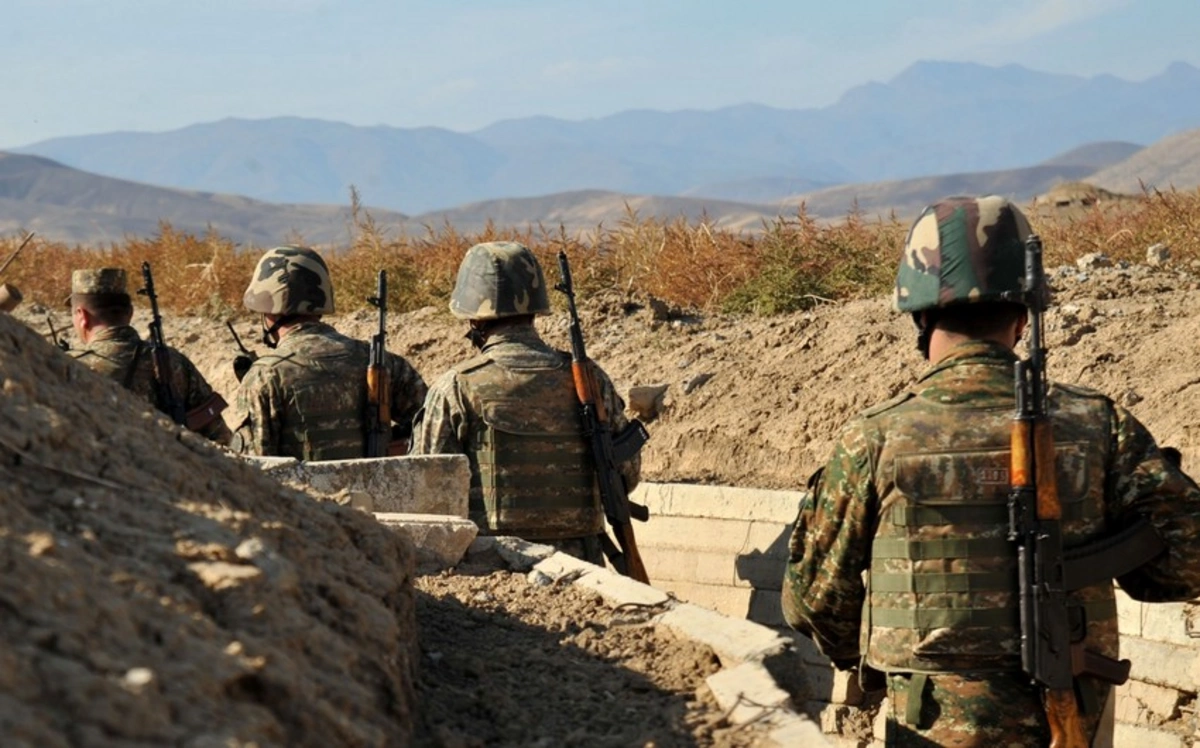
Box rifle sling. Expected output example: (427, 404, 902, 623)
(1062, 519, 1166, 591)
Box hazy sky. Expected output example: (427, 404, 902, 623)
(4, 0, 1198, 148)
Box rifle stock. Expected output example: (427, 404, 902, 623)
(365, 270, 391, 457)
(556, 251, 650, 583)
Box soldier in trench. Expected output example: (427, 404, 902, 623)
(411, 241, 640, 565)
(229, 245, 427, 460)
(68, 267, 231, 444)
(782, 195, 1200, 746)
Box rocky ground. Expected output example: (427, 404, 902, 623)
(413, 561, 773, 748)
(0, 312, 418, 746)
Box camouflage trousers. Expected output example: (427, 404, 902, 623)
(884, 671, 1109, 747)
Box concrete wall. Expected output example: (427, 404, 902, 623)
(630, 482, 800, 629)
(632, 481, 1200, 745)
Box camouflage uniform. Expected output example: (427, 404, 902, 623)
(230, 320, 427, 460)
(413, 242, 640, 564)
(69, 269, 230, 444)
(782, 197, 1200, 746)
(229, 246, 427, 461)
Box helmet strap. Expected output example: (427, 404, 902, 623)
(913, 311, 938, 360)
(261, 314, 295, 349)
(465, 321, 489, 350)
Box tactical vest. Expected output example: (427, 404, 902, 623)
(271, 344, 371, 462)
(455, 353, 602, 540)
(862, 385, 1119, 674)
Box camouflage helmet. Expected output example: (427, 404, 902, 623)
(243, 246, 335, 316)
(893, 195, 1033, 313)
(449, 241, 550, 320)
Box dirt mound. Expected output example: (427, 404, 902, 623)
(0, 313, 418, 745)
(414, 565, 773, 747)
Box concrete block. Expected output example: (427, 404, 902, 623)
(705, 660, 792, 725)
(634, 516, 758, 554)
(1120, 679, 1184, 721)
(650, 578, 753, 619)
(1124, 637, 1200, 691)
(766, 715, 831, 747)
(375, 513, 477, 570)
(829, 669, 865, 706)
(252, 454, 469, 517)
(475, 536, 555, 571)
(654, 602, 790, 665)
(1141, 602, 1198, 647)
(1116, 590, 1143, 637)
(1112, 722, 1187, 748)
(644, 546, 740, 587)
(632, 482, 804, 523)
(534, 553, 673, 608)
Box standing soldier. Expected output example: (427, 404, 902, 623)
(782, 196, 1200, 746)
(69, 268, 231, 444)
(230, 245, 427, 460)
(412, 241, 640, 566)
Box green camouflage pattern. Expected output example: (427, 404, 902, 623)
(71, 325, 231, 445)
(243, 246, 335, 316)
(71, 268, 129, 296)
(783, 340, 1200, 743)
(412, 324, 638, 542)
(894, 196, 1032, 313)
(229, 321, 427, 460)
(883, 671, 1106, 746)
(449, 242, 551, 320)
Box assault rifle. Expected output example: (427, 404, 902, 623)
(138, 262, 186, 425)
(226, 321, 257, 382)
(364, 270, 391, 457)
(1006, 235, 1165, 746)
(556, 251, 651, 582)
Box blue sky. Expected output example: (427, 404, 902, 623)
(3, 0, 1198, 148)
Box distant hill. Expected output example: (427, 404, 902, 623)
(15, 61, 1200, 213)
(408, 190, 783, 234)
(1087, 128, 1200, 193)
(1036, 141, 1143, 169)
(776, 164, 1099, 221)
(0, 152, 407, 247)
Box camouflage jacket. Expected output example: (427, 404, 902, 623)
(230, 320, 427, 461)
(783, 341, 1200, 672)
(71, 325, 231, 444)
(412, 324, 640, 539)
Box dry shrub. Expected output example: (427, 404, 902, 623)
(3, 187, 1199, 317)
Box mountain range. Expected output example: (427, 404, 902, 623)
(14, 60, 1200, 216)
(6, 60, 1200, 246)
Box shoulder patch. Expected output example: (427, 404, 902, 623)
(860, 390, 915, 418)
(453, 353, 494, 376)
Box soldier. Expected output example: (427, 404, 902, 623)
(412, 241, 640, 565)
(782, 196, 1200, 746)
(230, 245, 427, 460)
(69, 268, 231, 444)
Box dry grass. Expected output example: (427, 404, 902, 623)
(4, 188, 1199, 318)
